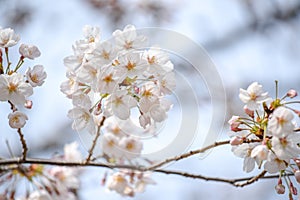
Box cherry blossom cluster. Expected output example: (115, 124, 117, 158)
(0, 27, 46, 129)
(61, 24, 175, 134)
(61, 24, 175, 196)
(0, 142, 82, 200)
(228, 82, 300, 198)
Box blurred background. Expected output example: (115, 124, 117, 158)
(1, 0, 300, 199)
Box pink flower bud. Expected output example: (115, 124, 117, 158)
(243, 105, 254, 118)
(275, 184, 285, 194)
(295, 170, 300, 183)
(228, 116, 241, 132)
(24, 100, 33, 109)
(290, 182, 297, 195)
(230, 136, 244, 145)
(287, 89, 297, 98)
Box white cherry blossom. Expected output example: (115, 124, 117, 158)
(19, 44, 41, 59)
(113, 24, 147, 51)
(119, 136, 143, 160)
(263, 153, 288, 174)
(0, 27, 20, 47)
(271, 133, 300, 160)
(251, 144, 269, 161)
(26, 65, 47, 87)
(101, 133, 122, 158)
(104, 90, 137, 120)
(268, 106, 295, 137)
(239, 82, 269, 110)
(28, 190, 51, 200)
(64, 141, 82, 162)
(0, 73, 33, 105)
(67, 106, 94, 132)
(107, 172, 134, 196)
(8, 111, 28, 129)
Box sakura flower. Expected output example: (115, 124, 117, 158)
(101, 133, 121, 158)
(144, 47, 173, 75)
(8, 111, 28, 129)
(0, 73, 33, 105)
(113, 24, 147, 51)
(64, 142, 82, 162)
(134, 173, 156, 193)
(67, 106, 94, 133)
(119, 136, 143, 160)
(28, 190, 51, 200)
(268, 106, 295, 137)
(118, 52, 147, 78)
(60, 71, 79, 98)
(83, 25, 100, 44)
(0, 27, 20, 47)
(26, 65, 47, 87)
(107, 172, 134, 196)
(19, 44, 41, 59)
(263, 153, 288, 174)
(239, 82, 269, 110)
(71, 90, 92, 109)
(271, 133, 300, 160)
(93, 41, 117, 65)
(104, 90, 137, 120)
(76, 63, 99, 86)
(251, 144, 269, 161)
(158, 72, 176, 95)
(232, 143, 259, 172)
(49, 167, 80, 190)
(97, 67, 119, 94)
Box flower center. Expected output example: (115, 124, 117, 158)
(8, 83, 17, 93)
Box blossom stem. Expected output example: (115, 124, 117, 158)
(284, 101, 300, 105)
(146, 139, 261, 170)
(4, 47, 12, 74)
(275, 80, 279, 99)
(14, 57, 24, 72)
(17, 128, 28, 161)
(85, 116, 106, 163)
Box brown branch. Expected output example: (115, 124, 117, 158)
(233, 170, 267, 187)
(147, 139, 261, 170)
(85, 116, 106, 163)
(17, 128, 28, 161)
(0, 158, 289, 187)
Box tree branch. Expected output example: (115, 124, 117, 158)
(147, 139, 261, 170)
(85, 116, 106, 163)
(17, 128, 28, 161)
(0, 158, 289, 187)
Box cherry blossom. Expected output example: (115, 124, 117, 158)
(105, 90, 137, 120)
(119, 136, 143, 160)
(19, 44, 41, 59)
(8, 111, 28, 129)
(0, 73, 33, 105)
(268, 106, 295, 137)
(239, 82, 269, 110)
(26, 65, 47, 87)
(113, 24, 147, 51)
(0, 27, 20, 47)
(107, 172, 134, 196)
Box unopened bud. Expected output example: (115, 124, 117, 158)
(287, 89, 297, 98)
(24, 100, 33, 109)
(275, 184, 285, 194)
(228, 116, 241, 132)
(244, 105, 254, 118)
(230, 136, 244, 145)
(294, 170, 300, 184)
(290, 182, 297, 195)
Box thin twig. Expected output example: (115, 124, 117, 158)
(17, 128, 28, 161)
(147, 139, 261, 170)
(85, 116, 106, 163)
(234, 170, 267, 187)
